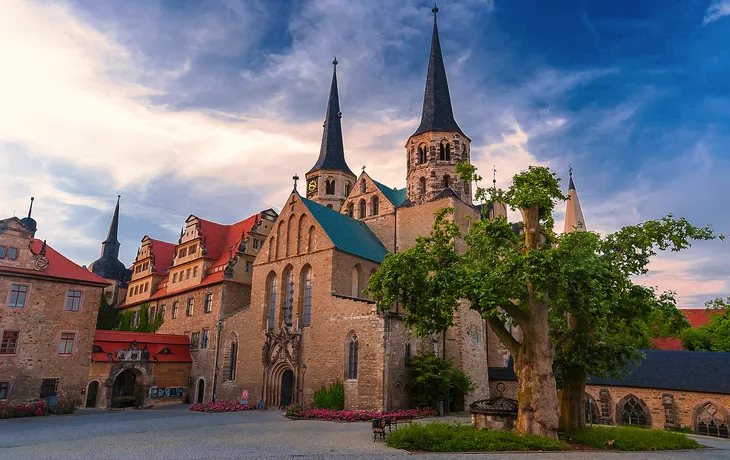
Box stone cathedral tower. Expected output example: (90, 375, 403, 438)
(406, 6, 472, 205)
(305, 59, 357, 211)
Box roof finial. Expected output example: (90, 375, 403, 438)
(40, 239, 47, 256)
(569, 164, 573, 177)
(362, 165, 366, 174)
(293, 174, 300, 191)
(568, 165, 576, 191)
(432, 3, 439, 16)
(492, 165, 497, 188)
(332, 57, 338, 67)
(27, 197, 34, 218)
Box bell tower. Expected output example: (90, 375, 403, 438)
(305, 59, 357, 211)
(405, 6, 472, 205)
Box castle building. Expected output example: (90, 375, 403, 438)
(1, 201, 109, 404)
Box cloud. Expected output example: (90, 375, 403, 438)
(703, 1, 730, 25)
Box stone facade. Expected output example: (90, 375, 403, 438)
(0, 217, 108, 405)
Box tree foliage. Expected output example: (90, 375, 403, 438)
(96, 292, 118, 330)
(681, 298, 730, 351)
(117, 303, 163, 333)
(368, 164, 718, 436)
(408, 353, 473, 410)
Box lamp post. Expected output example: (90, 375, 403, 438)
(212, 320, 223, 403)
(300, 364, 307, 404)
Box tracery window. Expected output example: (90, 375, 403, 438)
(371, 196, 379, 216)
(696, 403, 730, 438)
(619, 395, 649, 427)
(346, 333, 359, 380)
(267, 274, 277, 329)
(284, 268, 294, 327)
(358, 199, 366, 219)
(585, 395, 600, 424)
(418, 146, 426, 164)
(325, 178, 336, 195)
(302, 266, 312, 327)
(439, 141, 450, 161)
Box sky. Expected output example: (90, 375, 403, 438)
(1, 0, 728, 307)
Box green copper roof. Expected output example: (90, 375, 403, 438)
(299, 194, 389, 263)
(373, 180, 407, 207)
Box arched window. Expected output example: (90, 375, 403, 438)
(419, 177, 426, 196)
(695, 402, 730, 438)
(445, 143, 451, 161)
(283, 266, 294, 327)
(276, 221, 284, 259)
(345, 182, 351, 196)
(325, 178, 335, 195)
(443, 175, 450, 188)
(297, 215, 307, 255)
(301, 265, 312, 327)
(286, 215, 295, 257)
(418, 145, 426, 164)
(371, 196, 379, 216)
(358, 199, 366, 219)
(346, 203, 354, 218)
(346, 332, 359, 380)
(618, 395, 650, 427)
(585, 394, 600, 424)
(351, 265, 361, 297)
(308, 225, 315, 252)
(228, 341, 238, 380)
(268, 237, 275, 262)
(266, 273, 277, 329)
(439, 142, 446, 160)
(360, 179, 366, 194)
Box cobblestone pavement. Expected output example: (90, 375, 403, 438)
(0, 405, 728, 460)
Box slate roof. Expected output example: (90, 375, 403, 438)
(299, 193, 389, 263)
(488, 350, 730, 395)
(412, 8, 464, 138)
(308, 60, 354, 176)
(373, 180, 407, 207)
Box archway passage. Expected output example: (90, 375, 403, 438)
(86, 381, 99, 408)
(280, 369, 294, 407)
(197, 379, 205, 403)
(112, 368, 142, 407)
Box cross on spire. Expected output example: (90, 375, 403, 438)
(362, 165, 366, 173)
(292, 174, 299, 191)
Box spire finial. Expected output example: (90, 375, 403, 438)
(568, 165, 576, 191)
(432, 3, 439, 15)
(27, 197, 34, 218)
(492, 165, 497, 188)
(293, 174, 300, 191)
(362, 165, 366, 174)
(332, 57, 338, 67)
(569, 164, 573, 177)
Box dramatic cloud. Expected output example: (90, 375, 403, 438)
(703, 1, 730, 24)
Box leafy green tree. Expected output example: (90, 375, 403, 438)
(96, 292, 118, 330)
(369, 165, 717, 437)
(681, 298, 730, 351)
(408, 353, 473, 410)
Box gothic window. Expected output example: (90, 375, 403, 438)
(301, 265, 312, 326)
(297, 215, 307, 255)
(266, 273, 277, 329)
(445, 143, 451, 161)
(695, 402, 730, 438)
(346, 203, 354, 217)
(585, 394, 600, 424)
(308, 226, 315, 252)
(283, 267, 294, 327)
(599, 388, 611, 421)
(371, 196, 379, 216)
(345, 182, 351, 196)
(360, 179, 366, 194)
(443, 175, 450, 188)
(663, 394, 676, 427)
(419, 177, 426, 196)
(358, 199, 366, 219)
(346, 332, 359, 380)
(418, 146, 426, 164)
(228, 341, 238, 380)
(351, 265, 362, 297)
(325, 178, 336, 195)
(618, 395, 650, 427)
(268, 237, 274, 262)
(439, 142, 447, 160)
(276, 221, 284, 259)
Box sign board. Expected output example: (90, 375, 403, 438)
(241, 389, 249, 405)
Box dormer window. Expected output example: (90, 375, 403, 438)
(92, 345, 104, 353)
(159, 347, 172, 355)
(178, 247, 187, 258)
(189, 244, 197, 255)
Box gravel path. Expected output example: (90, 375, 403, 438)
(0, 405, 727, 459)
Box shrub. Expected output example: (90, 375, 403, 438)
(285, 406, 436, 422)
(189, 401, 257, 413)
(386, 422, 568, 452)
(408, 353, 472, 410)
(312, 382, 345, 410)
(111, 396, 136, 408)
(563, 426, 701, 451)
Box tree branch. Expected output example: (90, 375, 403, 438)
(486, 316, 521, 356)
(501, 301, 529, 326)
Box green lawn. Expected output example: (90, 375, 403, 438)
(563, 426, 701, 451)
(386, 422, 568, 452)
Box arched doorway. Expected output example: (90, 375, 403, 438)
(86, 381, 99, 408)
(280, 370, 294, 407)
(196, 379, 205, 403)
(112, 369, 143, 407)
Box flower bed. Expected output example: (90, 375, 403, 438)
(285, 406, 436, 422)
(189, 401, 258, 413)
(0, 401, 75, 419)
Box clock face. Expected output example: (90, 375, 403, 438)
(308, 180, 317, 192)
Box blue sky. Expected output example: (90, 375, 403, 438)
(1, 0, 728, 306)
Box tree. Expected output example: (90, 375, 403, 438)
(117, 303, 163, 333)
(681, 298, 730, 351)
(408, 353, 473, 410)
(368, 164, 717, 438)
(96, 292, 118, 330)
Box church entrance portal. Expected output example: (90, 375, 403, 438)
(86, 381, 99, 408)
(112, 368, 143, 407)
(280, 370, 294, 407)
(196, 379, 205, 403)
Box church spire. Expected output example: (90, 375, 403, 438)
(103, 195, 121, 244)
(307, 58, 354, 176)
(564, 169, 586, 233)
(412, 5, 462, 137)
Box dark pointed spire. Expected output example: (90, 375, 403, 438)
(412, 5, 462, 137)
(568, 166, 575, 190)
(307, 58, 354, 175)
(20, 196, 38, 236)
(103, 195, 121, 244)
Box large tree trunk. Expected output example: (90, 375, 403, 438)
(513, 314, 560, 439)
(559, 366, 587, 431)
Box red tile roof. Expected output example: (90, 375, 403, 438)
(148, 237, 176, 275)
(0, 239, 109, 286)
(653, 309, 723, 351)
(92, 330, 192, 363)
